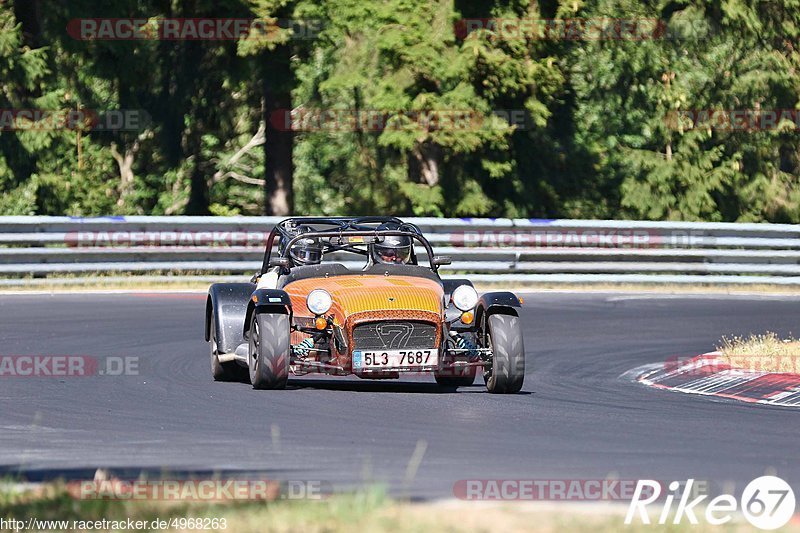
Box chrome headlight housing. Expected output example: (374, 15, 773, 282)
(306, 289, 333, 315)
(451, 285, 479, 312)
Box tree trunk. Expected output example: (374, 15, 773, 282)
(186, 133, 210, 215)
(262, 46, 294, 216)
(110, 141, 138, 207)
(13, 0, 42, 48)
(409, 142, 442, 186)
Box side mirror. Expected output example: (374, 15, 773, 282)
(269, 257, 291, 268)
(432, 256, 452, 267)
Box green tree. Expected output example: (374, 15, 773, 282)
(570, 0, 800, 221)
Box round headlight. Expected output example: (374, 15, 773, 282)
(452, 285, 479, 312)
(306, 289, 333, 315)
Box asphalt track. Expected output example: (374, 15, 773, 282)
(1, 291, 799, 500)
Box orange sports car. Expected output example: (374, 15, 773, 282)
(205, 217, 525, 393)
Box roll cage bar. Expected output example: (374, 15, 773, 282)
(259, 216, 443, 274)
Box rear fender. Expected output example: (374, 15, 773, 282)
(206, 283, 256, 354)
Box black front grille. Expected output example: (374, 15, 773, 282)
(352, 321, 437, 350)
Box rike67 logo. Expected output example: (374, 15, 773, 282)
(626, 477, 796, 530)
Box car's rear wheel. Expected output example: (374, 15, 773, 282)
(210, 310, 247, 382)
(435, 342, 477, 388)
(435, 366, 477, 388)
(248, 312, 290, 390)
(484, 313, 525, 394)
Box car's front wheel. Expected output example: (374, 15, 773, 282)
(248, 312, 290, 390)
(484, 313, 525, 394)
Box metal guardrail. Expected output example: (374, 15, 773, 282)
(0, 216, 799, 285)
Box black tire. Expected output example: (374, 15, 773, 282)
(435, 364, 477, 388)
(210, 310, 247, 382)
(248, 312, 290, 390)
(484, 313, 525, 394)
(435, 372, 476, 388)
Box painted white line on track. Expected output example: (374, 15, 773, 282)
(603, 293, 800, 301)
(5, 287, 800, 300)
(624, 354, 800, 408)
(509, 290, 800, 300)
(0, 288, 208, 296)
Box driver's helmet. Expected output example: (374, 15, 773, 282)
(371, 223, 413, 265)
(282, 226, 323, 266)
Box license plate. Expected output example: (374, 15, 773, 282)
(352, 349, 437, 369)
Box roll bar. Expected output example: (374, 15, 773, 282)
(259, 217, 440, 274)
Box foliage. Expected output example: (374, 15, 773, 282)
(0, 0, 799, 221)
